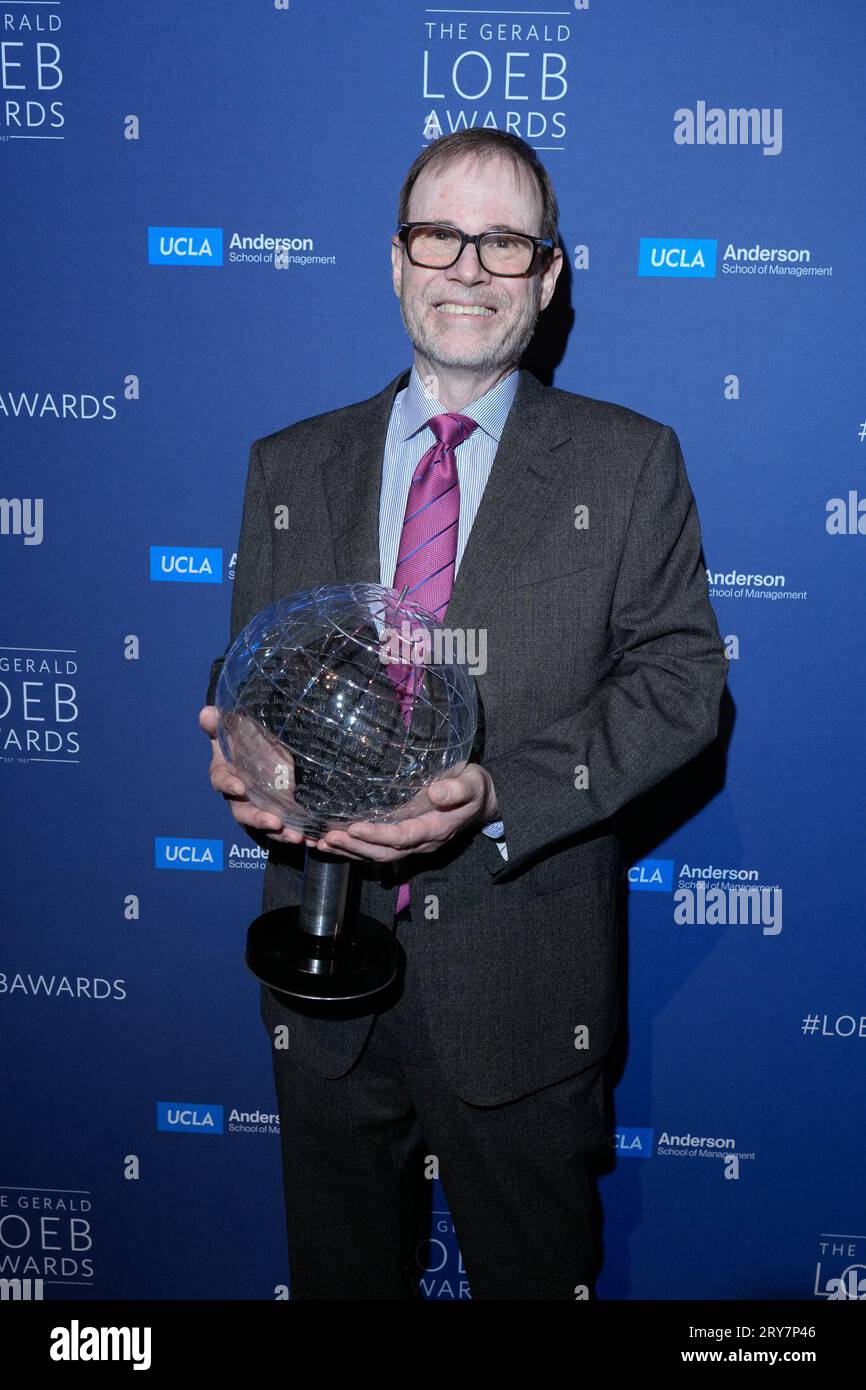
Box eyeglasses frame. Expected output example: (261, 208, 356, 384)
(396, 221, 555, 278)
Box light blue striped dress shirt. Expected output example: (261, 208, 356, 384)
(379, 364, 519, 860)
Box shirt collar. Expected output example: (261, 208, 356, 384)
(397, 363, 520, 444)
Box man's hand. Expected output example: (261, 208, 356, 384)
(199, 704, 306, 846)
(201, 706, 498, 861)
(310, 764, 499, 863)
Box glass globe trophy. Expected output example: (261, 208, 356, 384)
(214, 582, 478, 1003)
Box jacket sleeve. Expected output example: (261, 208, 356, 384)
(204, 438, 273, 706)
(476, 423, 729, 877)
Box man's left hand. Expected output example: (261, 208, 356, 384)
(267, 765, 498, 862)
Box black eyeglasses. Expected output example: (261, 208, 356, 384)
(397, 222, 554, 277)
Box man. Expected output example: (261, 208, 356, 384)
(199, 129, 729, 1300)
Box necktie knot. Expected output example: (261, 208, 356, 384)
(427, 412, 478, 451)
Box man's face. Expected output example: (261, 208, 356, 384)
(391, 152, 562, 376)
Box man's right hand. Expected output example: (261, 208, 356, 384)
(199, 704, 307, 845)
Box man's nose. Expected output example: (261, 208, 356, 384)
(446, 240, 491, 285)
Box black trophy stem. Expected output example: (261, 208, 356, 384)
(245, 844, 398, 1004)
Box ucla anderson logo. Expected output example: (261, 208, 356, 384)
(611, 1127, 654, 1158)
(628, 858, 674, 892)
(148, 227, 223, 266)
(150, 545, 222, 583)
(155, 838, 224, 872)
(638, 237, 717, 278)
(157, 1103, 224, 1134)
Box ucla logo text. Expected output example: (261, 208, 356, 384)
(148, 227, 223, 266)
(611, 1127, 654, 1158)
(154, 838, 223, 872)
(150, 546, 222, 583)
(157, 1102, 224, 1134)
(628, 858, 674, 892)
(638, 237, 718, 278)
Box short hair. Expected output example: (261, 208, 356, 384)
(396, 129, 559, 246)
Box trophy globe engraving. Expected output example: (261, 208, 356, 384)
(215, 582, 478, 1002)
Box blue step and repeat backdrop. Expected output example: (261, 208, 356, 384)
(2, 0, 864, 1302)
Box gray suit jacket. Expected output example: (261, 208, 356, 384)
(206, 366, 729, 1105)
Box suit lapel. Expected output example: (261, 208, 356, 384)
(319, 365, 574, 618)
(320, 369, 410, 587)
(446, 368, 573, 628)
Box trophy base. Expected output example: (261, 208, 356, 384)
(245, 906, 398, 1003)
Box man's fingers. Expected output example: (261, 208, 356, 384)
(426, 776, 472, 808)
(198, 704, 220, 736)
(264, 826, 308, 844)
(316, 831, 394, 862)
(333, 821, 411, 847)
(341, 811, 450, 849)
(283, 832, 363, 858)
(230, 804, 290, 832)
(210, 764, 248, 797)
(202, 704, 294, 836)
(318, 813, 451, 861)
(209, 764, 284, 830)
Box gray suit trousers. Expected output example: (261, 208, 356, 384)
(260, 910, 609, 1301)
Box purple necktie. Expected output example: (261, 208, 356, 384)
(391, 412, 478, 916)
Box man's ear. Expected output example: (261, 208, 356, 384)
(391, 236, 403, 297)
(538, 246, 563, 313)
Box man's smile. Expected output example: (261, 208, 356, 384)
(432, 301, 497, 317)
